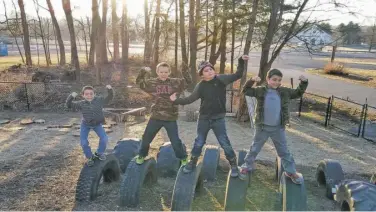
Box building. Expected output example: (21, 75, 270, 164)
(290, 24, 333, 48)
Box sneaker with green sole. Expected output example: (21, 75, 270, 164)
(87, 157, 95, 167)
(135, 155, 145, 165)
(180, 157, 188, 166)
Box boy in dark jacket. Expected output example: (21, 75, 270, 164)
(170, 55, 249, 177)
(66, 85, 114, 166)
(134, 62, 192, 165)
(240, 69, 308, 184)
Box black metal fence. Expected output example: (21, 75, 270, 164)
(297, 92, 331, 126)
(362, 104, 376, 142)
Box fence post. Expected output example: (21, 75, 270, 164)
(358, 104, 366, 137)
(362, 104, 368, 138)
(298, 95, 303, 117)
(328, 95, 334, 123)
(24, 83, 30, 111)
(290, 78, 294, 88)
(324, 97, 331, 127)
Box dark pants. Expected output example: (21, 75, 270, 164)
(191, 118, 236, 160)
(139, 119, 187, 159)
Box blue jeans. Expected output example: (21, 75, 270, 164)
(80, 122, 108, 159)
(139, 119, 187, 159)
(191, 118, 236, 160)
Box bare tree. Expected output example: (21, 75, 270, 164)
(174, 0, 179, 72)
(179, 0, 188, 72)
(89, 0, 101, 67)
(189, 0, 200, 83)
(219, 0, 228, 74)
(209, 0, 219, 65)
(121, 0, 129, 79)
(33, 0, 51, 66)
(46, 0, 66, 65)
(18, 0, 32, 66)
(76, 18, 89, 63)
(205, 0, 209, 60)
(30, 20, 40, 65)
(143, 0, 153, 65)
(230, 0, 235, 74)
(112, 0, 120, 60)
(153, 0, 162, 72)
(62, 0, 80, 81)
(3, 1, 24, 63)
(100, 0, 109, 64)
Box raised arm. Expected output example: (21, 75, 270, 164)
(65, 92, 83, 110)
(103, 85, 114, 105)
(135, 67, 154, 93)
(289, 76, 308, 99)
(171, 82, 201, 105)
(217, 55, 248, 85)
(242, 76, 261, 97)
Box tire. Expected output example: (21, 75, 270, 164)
(316, 159, 345, 199)
(156, 142, 186, 177)
(237, 149, 247, 166)
(171, 162, 204, 211)
(75, 153, 121, 201)
(224, 170, 250, 211)
(370, 172, 376, 185)
(275, 157, 284, 184)
(279, 172, 307, 211)
(202, 145, 220, 181)
(113, 138, 140, 173)
(119, 158, 158, 207)
(334, 180, 376, 211)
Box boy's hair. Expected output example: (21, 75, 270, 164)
(156, 62, 171, 73)
(81, 85, 95, 94)
(267, 69, 283, 79)
(197, 61, 214, 76)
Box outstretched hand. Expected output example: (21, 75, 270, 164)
(71, 92, 78, 98)
(106, 84, 112, 89)
(251, 76, 261, 82)
(170, 93, 177, 101)
(241, 55, 249, 61)
(299, 75, 308, 82)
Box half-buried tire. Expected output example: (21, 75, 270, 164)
(119, 158, 158, 207)
(224, 168, 250, 211)
(316, 159, 345, 199)
(279, 172, 307, 211)
(156, 142, 186, 177)
(334, 180, 376, 211)
(275, 157, 284, 184)
(113, 138, 140, 173)
(75, 153, 121, 201)
(171, 162, 204, 211)
(370, 172, 376, 185)
(202, 145, 220, 181)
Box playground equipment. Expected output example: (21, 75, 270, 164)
(156, 142, 186, 177)
(113, 138, 140, 173)
(315, 159, 345, 199)
(202, 145, 221, 181)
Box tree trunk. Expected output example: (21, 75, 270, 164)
(80, 17, 89, 63)
(230, 0, 235, 74)
(34, 1, 51, 66)
(100, 0, 109, 64)
(153, 0, 162, 73)
(112, 0, 119, 60)
(46, 0, 65, 65)
(143, 0, 151, 64)
(174, 0, 179, 75)
(189, 0, 199, 84)
(179, 0, 188, 71)
(219, 0, 227, 74)
(209, 0, 219, 65)
(205, 0, 209, 61)
(63, 0, 80, 81)
(52, 22, 59, 64)
(237, 0, 259, 121)
(331, 45, 337, 62)
(18, 0, 32, 66)
(89, 0, 101, 67)
(121, 0, 129, 80)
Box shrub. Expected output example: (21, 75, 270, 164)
(323, 62, 348, 76)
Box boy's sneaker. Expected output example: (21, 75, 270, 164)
(284, 172, 304, 185)
(180, 157, 188, 166)
(94, 152, 106, 161)
(239, 163, 252, 180)
(183, 156, 198, 174)
(135, 155, 145, 165)
(87, 157, 95, 167)
(228, 157, 239, 178)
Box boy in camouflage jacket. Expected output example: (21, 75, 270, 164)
(134, 62, 192, 165)
(240, 69, 308, 184)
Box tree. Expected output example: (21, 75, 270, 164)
(188, 0, 199, 83)
(46, 0, 66, 65)
(209, 0, 219, 65)
(179, 0, 188, 72)
(33, 0, 51, 66)
(175, 0, 179, 72)
(367, 19, 376, 52)
(144, 0, 152, 65)
(89, 0, 101, 67)
(100, 0, 109, 64)
(318, 22, 332, 34)
(62, 0, 80, 81)
(153, 0, 162, 72)
(219, 0, 227, 74)
(18, 0, 32, 66)
(121, 0, 129, 77)
(337, 21, 361, 45)
(112, 0, 120, 60)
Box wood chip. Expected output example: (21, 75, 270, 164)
(20, 118, 34, 125)
(102, 124, 112, 129)
(73, 131, 80, 137)
(106, 120, 117, 126)
(74, 126, 81, 130)
(0, 119, 10, 125)
(60, 124, 73, 128)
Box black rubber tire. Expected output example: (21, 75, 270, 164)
(202, 145, 220, 181)
(316, 159, 345, 200)
(334, 180, 376, 211)
(75, 153, 121, 201)
(237, 149, 247, 166)
(370, 172, 376, 185)
(279, 172, 307, 211)
(119, 158, 158, 207)
(224, 170, 250, 211)
(171, 162, 204, 211)
(113, 138, 140, 173)
(156, 142, 186, 177)
(275, 157, 284, 184)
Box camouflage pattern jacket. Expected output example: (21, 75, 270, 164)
(136, 69, 192, 121)
(242, 80, 308, 127)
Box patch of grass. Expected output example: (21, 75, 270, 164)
(307, 68, 376, 88)
(314, 57, 376, 66)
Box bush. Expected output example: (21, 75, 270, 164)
(323, 62, 348, 76)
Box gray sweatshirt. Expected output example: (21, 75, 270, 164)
(263, 88, 281, 126)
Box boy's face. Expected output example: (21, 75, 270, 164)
(82, 89, 95, 101)
(157, 66, 170, 81)
(201, 66, 216, 81)
(267, 75, 282, 89)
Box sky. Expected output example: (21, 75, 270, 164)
(0, 0, 375, 26)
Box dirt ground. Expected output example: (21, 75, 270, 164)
(1, 109, 375, 211)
